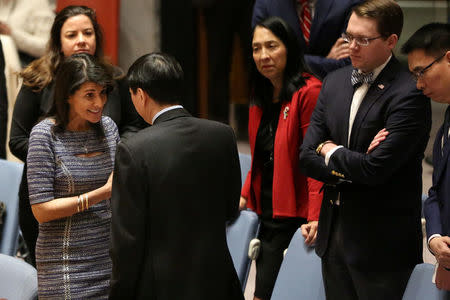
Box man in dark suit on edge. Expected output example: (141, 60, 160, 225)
(109, 52, 244, 300)
(299, 0, 431, 299)
(402, 23, 450, 289)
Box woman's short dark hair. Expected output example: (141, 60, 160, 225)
(250, 16, 311, 107)
(52, 53, 113, 133)
(127, 52, 184, 105)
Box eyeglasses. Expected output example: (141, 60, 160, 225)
(341, 33, 383, 46)
(411, 53, 446, 82)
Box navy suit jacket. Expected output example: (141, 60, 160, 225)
(424, 118, 450, 239)
(299, 57, 431, 269)
(252, 0, 362, 79)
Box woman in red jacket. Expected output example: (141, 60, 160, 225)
(240, 17, 323, 300)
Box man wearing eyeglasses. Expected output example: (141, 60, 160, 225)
(402, 23, 450, 290)
(299, 0, 431, 299)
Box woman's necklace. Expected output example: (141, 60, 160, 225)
(83, 139, 89, 154)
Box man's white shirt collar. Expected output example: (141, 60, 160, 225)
(152, 105, 184, 124)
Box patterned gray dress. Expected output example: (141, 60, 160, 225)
(27, 116, 119, 299)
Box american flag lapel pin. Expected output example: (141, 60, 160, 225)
(283, 106, 289, 119)
(378, 84, 385, 89)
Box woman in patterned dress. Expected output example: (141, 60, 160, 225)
(27, 53, 119, 299)
(9, 5, 146, 267)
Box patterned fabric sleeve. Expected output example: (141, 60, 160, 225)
(27, 120, 56, 205)
(110, 116, 121, 146)
(102, 116, 120, 153)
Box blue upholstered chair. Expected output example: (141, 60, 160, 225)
(238, 153, 251, 187)
(0, 253, 37, 300)
(226, 209, 259, 291)
(0, 159, 24, 256)
(230, 153, 260, 290)
(271, 228, 326, 300)
(402, 263, 450, 300)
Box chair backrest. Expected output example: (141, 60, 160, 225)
(238, 153, 251, 187)
(226, 209, 259, 291)
(271, 228, 326, 300)
(402, 263, 450, 299)
(0, 254, 37, 300)
(0, 159, 24, 255)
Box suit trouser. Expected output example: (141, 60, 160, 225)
(255, 217, 306, 299)
(321, 205, 412, 300)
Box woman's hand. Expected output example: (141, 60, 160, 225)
(239, 196, 247, 211)
(0, 22, 11, 35)
(301, 221, 318, 246)
(103, 172, 114, 198)
(107, 172, 114, 186)
(326, 38, 350, 60)
(31, 171, 115, 223)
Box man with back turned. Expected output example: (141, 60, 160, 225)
(109, 52, 244, 299)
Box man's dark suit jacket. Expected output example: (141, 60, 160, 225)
(252, 0, 362, 79)
(425, 116, 450, 240)
(299, 57, 431, 270)
(109, 108, 244, 300)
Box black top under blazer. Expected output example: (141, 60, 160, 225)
(299, 57, 431, 270)
(109, 108, 244, 299)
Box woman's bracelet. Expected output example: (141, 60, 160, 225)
(77, 195, 81, 212)
(80, 194, 85, 211)
(76, 194, 89, 212)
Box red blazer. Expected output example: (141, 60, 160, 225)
(242, 75, 323, 220)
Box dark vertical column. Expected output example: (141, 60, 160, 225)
(160, 0, 198, 115)
(203, 0, 254, 124)
(448, 0, 450, 23)
(0, 40, 7, 159)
